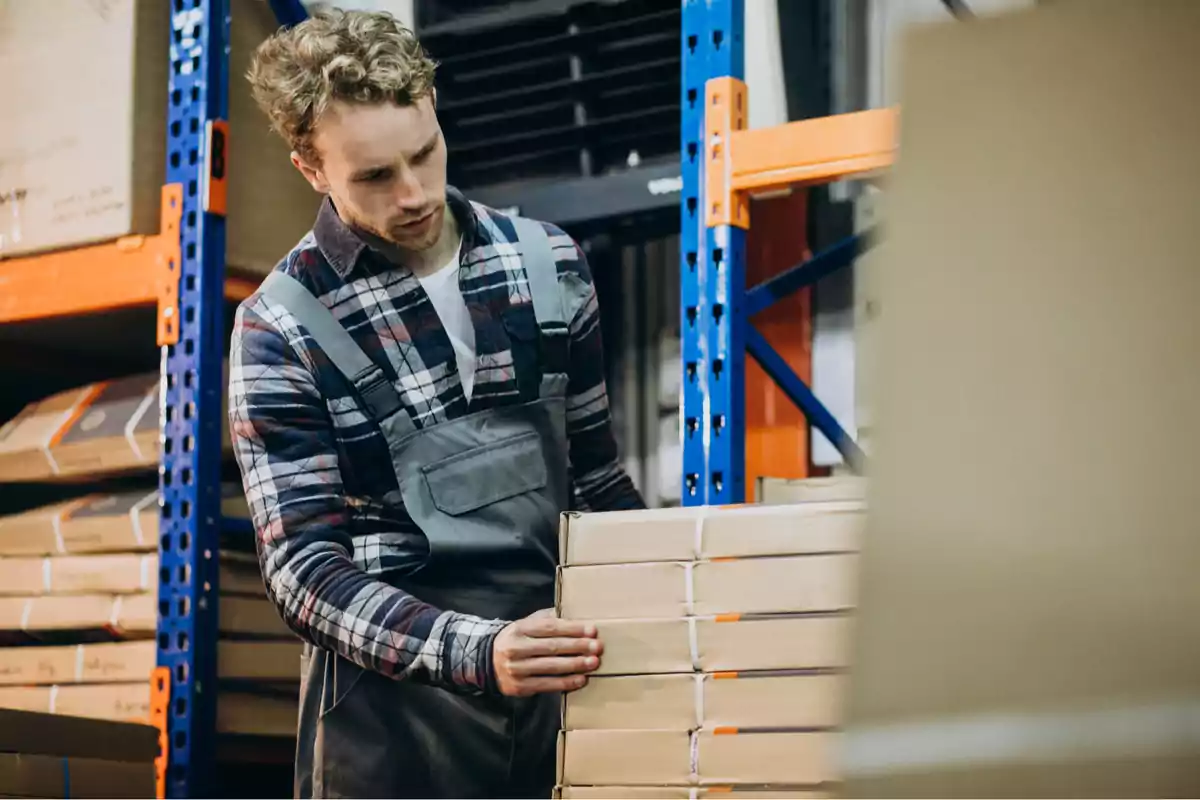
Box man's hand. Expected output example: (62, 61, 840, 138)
(492, 609, 602, 697)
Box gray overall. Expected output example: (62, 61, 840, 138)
(260, 218, 568, 799)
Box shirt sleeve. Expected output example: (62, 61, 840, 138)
(228, 297, 505, 691)
(547, 228, 648, 512)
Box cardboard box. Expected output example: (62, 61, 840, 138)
(756, 476, 867, 506)
(0, 751, 154, 799)
(565, 672, 844, 731)
(844, 1, 1200, 796)
(0, 0, 319, 273)
(559, 502, 863, 567)
(0, 593, 291, 638)
(0, 486, 248, 557)
(556, 789, 831, 800)
(0, 373, 233, 483)
(560, 554, 856, 620)
(0, 550, 264, 596)
(0, 639, 301, 686)
(591, 615, 851, 677)
(0, 683, 297, 736)
(558, 729, 837, 786)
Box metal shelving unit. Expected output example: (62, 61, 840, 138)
(679, 0, 897, 506)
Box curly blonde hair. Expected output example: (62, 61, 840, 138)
(247, 8, 437, 164)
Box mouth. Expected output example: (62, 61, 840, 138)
(398, 207, 437, 229)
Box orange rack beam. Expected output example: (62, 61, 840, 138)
(0, 185, 254, 345)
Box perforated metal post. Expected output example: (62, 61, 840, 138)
(157, 1, 230, 796)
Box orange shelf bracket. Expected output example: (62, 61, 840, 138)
(705, 77, 751, 229)
(156, 184, 184, 346)
(729, 107, 898, 195)
(150, 665, 171, 800)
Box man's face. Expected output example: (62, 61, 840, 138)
(293, 96, 448, 252)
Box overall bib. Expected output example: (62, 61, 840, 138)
(260, 218, 568, 799)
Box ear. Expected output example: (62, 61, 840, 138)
(291, 151, 330, 194)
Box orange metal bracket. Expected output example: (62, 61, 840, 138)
(203, 120, 230, 217)
(705, 77, 751, 230)
(0, 183, 253, 339)
(150, 665, 171, 800)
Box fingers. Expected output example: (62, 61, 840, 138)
(509, 636, 602, 659)
(514, 675, 590, 696)
(509, 655, 599, 677)
(519, 614, 597, 639)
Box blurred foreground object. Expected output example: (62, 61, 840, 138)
(844, 0, 1200, 797)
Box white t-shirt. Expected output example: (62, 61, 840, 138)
(417, 239, 477, 401)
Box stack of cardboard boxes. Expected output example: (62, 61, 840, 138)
(555, 496, 864, 798)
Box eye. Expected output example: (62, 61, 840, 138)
(355, 168, 392, 183)
(411, 147, 434, 166)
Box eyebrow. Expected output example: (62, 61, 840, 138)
(349, 133, 440, 182)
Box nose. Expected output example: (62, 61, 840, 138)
(394, 166, 426, 213)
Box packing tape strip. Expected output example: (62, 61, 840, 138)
(687, 616, 700, 672)
(124, 389, 157, 463)
(140, 555, 153, 590)
(692, 514, 704, 560)
(108, 596, 124, 630)
(693, 673, 705, 730)
(683, 561, 695, 617)
(40, 389, 95, 477)
(129, 491, 157, 547)
(19, 598, 33, 631)
(42, 557, 52, 592)
(51, 509, 67, 554)
(48, 684, 58, 715)
(74, 645, 85, 682)
(689, 790, 698, 800)
(688, 729, 700, 784)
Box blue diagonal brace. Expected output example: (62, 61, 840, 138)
(745, 229, 874, 318)
(744, 323, 866, 472)
(268, 0, 309, 27)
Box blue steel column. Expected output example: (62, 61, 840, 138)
(158, 2, 230, 796)
(703, 0, 746, 505)
(680, 1, 709, 506)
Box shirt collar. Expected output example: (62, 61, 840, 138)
(313, 186, 478, 279)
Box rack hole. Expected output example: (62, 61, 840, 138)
(180, 531, 191, 551)
(158, 633, 169, 650)
(165, 406, 174, 423)
(160, 567, 170, 585)
(687, 35, 697, 55)
(191, 86, 200, 103)
(164, 438, 173, 455)
(172, 765, 185, 782)
(175, 662, 188, 683)
(159, 600, 169, 617)
(171, 89, 181, 106)
(170, 121, 180, 138)
(686, 417, 699, 438)
(174, 731, 187, 749)
(686, 251, 697, 271)
(712, 414, 725, 436)
(181, 500, 191, 518)
(175, 697, 187, 717)
(185, 370, 195, 388)
(186, 276, 196, 291)
(187, 211, 196, 227)
(184, 402, 194, 420)
(170, 152, 180, 168)
(712, 247, 724, 265)
(160, 535, 171, 551)
(189, 117, 199, 134)
(186, 242, 195, 259)
(182, 467, 193, 485)
(687, 142, 698, 163)
(685, 474, 700, 496)
(187, 180, 197, 197)
(177, 597, 190, 616)
(712, 30, 724, 49)
(178, 565, 190, 584)
(712, 471, 724, 493)
(687, 87, 697, 109)
(185, 339, 194, 356)
(685, 306, 697, 328)
(686, 196, 697, 219)
(712, 303, 724, 323)
(185, 306, 195, 324)
(189, 150, 198, 166)
(162, 500, 173, 519)
(177, 632, 190, 651)
(713, 358, 724, 380)
(183, 436, 194, 453)
(686, 362, 698, 384)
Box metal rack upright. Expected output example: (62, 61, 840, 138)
(680, 0, 897, 506)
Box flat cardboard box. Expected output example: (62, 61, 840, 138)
(559, 554, 857, 620)
(0, 550, 264, 596)
(0, 374, 232, 483)
(0, 486, 249, 557)
(0, 752, 154, 799)
(0, 0, 318, 272)
(593, 615, 851, 676)
(0, 683, 297, 737)
(558, 729, 837, 786)
(0, 639, 301, 686)
(0, 707, 159, 761)
(757, 476, 867, 506)
(0, 593, 291, 638)
(565, 672, 844, 731)
(559, 502, 863, 567)
(844, 1, 1200, 796)
(556, 789, 832, 800)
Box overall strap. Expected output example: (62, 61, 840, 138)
(259, 271, 416, 437)
(511, 217, 570, 395)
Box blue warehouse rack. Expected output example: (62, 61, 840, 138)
(679, 0, 894, 506)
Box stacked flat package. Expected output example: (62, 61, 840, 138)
(0, 708, 159, 798)
(0, 371, 230, 483)
(555, 500, 865, 798)
(0, 0, 319, 273)
(0, 489, 301, 738)
(843, 1, 1200, 797)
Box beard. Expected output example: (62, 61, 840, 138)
(340, 198, 446, 254)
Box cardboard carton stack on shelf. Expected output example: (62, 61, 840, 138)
(0, 708, 159, 798)
(555, 499, 864, 798)
(0, 487, 301, 737)
(0, 0, 319, 274)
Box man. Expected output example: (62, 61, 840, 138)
(229, 8, 645, 798)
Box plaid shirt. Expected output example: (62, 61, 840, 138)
(229, 188, 644, 694)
